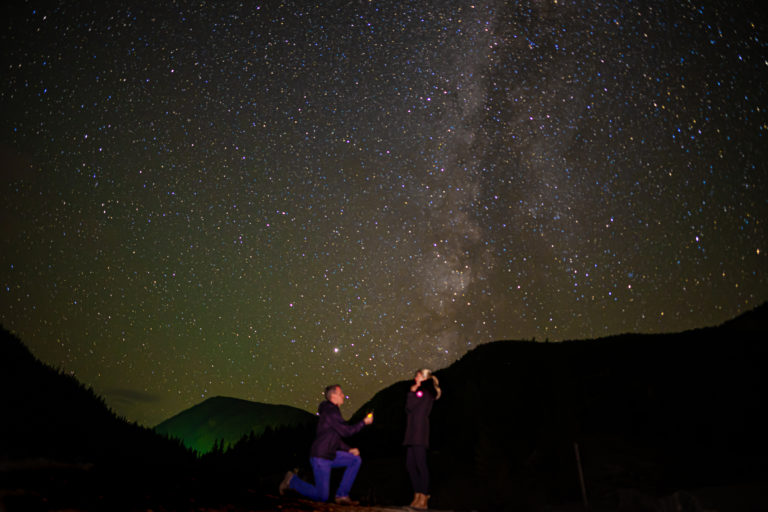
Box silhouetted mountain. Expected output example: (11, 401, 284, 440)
(154, 395, 316, 454)
(719, 301, 766, 333)
(2, 304, 767, 511)
(337, 303, 768, 510)
(0, 327, 198, 511)
(0, 327, 191, 465)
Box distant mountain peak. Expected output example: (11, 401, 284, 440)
(153, 396, 315, 454)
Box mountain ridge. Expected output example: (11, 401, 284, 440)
(335, 303, 768, 509)
(2, 303, 766, 510)
(154, 394, 317, 454)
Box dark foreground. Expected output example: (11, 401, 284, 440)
(2, 458, 767, 512)
(3, 310, 768, 511)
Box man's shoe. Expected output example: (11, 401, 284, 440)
(334, 496, 360, 506)
(278, 470, 294, 495)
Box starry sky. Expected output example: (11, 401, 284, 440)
(1, 0, 766, 427)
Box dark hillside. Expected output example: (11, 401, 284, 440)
(0, 327, 192, 464)
(1, 303, 766, 511)
(0, 327, 196, 510)
(343, 304, 768, 510)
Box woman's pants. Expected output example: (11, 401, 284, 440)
(406, 445, 429, 494)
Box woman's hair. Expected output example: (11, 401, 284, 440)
(415, 369, 442, 399)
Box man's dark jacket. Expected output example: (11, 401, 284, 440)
(310, 400, 366, 459)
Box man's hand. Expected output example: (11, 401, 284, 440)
(349, 448, 360, 457)
(364, 412, 374, 425)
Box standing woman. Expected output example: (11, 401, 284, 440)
(403, 368, 441, 509)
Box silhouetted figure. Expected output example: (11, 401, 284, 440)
(279, 384, 373, 505)
(403, 368, 441, 509)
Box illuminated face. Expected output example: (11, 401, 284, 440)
(330, 386, 345, 405)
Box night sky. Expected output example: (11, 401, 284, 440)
(2, 0, 766, 427)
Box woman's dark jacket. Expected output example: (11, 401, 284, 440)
(310, 400, 366, 460)
(403, 380, 437, 447)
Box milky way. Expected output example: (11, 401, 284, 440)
(2, 0, 766, 426)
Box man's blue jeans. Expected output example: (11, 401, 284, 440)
(289, 450, 362, 501)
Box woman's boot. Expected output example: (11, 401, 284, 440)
(413, 492, 428, 509)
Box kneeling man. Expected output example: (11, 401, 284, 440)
(280, 384, 373, 505)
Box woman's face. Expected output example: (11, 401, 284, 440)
(415, 370, 428, 383)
